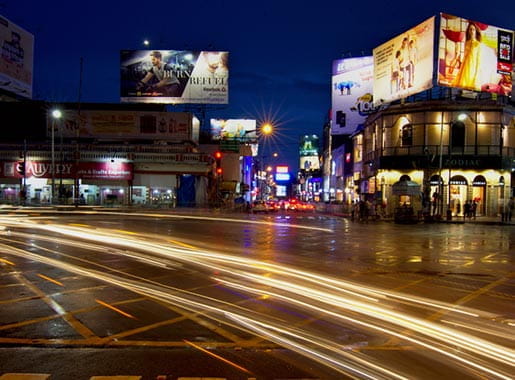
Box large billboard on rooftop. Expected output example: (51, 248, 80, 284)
(121, 50, 229, 104)
(0, 15, 33, 99)
(437, 13, 513, 95)
(373, 17, 435, 105)
(331, 56, 375, 135)
(46, 110, 194, 142)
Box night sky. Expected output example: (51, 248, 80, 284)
(2, 1, 514, 171)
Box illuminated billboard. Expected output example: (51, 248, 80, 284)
(438, 13, 513, 95)
(373, 17, 435, 105)
(331, 56, 375, 135)
(299, 135, 319, 157)
(0, 15, 33, 98)
(47, 110, 194, 142)
(299, 156, 320, 171)
(121, 50, 228, 104)
(210, 119, 256, 140)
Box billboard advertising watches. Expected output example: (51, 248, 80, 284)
(121, 50, 228, 104)
(373, 17, 435, 106)
(0, 14, 34, 99)
(331, 56, 375, 135)
(438, 13, 513, 95)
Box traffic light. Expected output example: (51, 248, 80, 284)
(214, 151, 222, 176)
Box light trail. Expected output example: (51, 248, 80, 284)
(0, 216, 513, 379)
(0, 210, 334, 232)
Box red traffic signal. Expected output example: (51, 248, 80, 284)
(214, 151, 222, 159)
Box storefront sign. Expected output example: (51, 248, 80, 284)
(77, 162, 132, 180)
(1, 161, 133, 180)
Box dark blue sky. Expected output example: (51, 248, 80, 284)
(2, 1, 514, 170)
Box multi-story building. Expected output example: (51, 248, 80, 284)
(352, 96, 515, 218)
(0, 101, 217, 207)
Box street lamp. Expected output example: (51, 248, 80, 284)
(51, 109, 62, 204)
(256, 122, 274, 200)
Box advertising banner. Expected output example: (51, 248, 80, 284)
(299, 156, 320, 171)
(0, 15, 33, 98)
(210, 119, 257, 140)
(373, 17, 435, 105)
(121, 50, 228, 104)
(46, 110, 193, 142)
(299, 135, 319, 157)
(331, 56, 375, 135)
(1, 161, 133, 180)
(438, 13, 513, 95)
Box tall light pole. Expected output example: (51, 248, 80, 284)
(257, 123, 273, 200)
(51, 109, 62, 204)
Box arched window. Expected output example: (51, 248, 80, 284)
(451, 121, 465, 148)
(401, 124, 413, 146)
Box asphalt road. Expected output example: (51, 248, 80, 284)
(0, 208, 513, 379)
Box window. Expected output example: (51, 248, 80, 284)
(451, 121, 465, 148)
(401, 124, 413, 146)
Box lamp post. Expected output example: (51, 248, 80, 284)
(256, 123, 273, 201)
(51, 109, 62, 204)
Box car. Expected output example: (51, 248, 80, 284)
(299, 202, 316, 212)
(265, 200, 280, 212)
(251, 200, 270, 213)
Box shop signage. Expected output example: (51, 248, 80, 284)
(1, 161, 133, 180)
(444, 158, 481, 168)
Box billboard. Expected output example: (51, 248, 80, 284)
(46, 110, 194, 142)
(299, 156, 320, 171)
(0, 15, 33, 98)
(210, 119, 256, 140)
(373, 17, 435, 105)
(438, 13, 513, 95)
(331, 56, 375, 135)
(299, 135, 319, 157)
(121, 50, 228, 104)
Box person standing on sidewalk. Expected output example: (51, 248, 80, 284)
(464, 200, 471, 221)
(508, 197, 514, 222)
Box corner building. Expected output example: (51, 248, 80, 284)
(354, 98, 515, 218)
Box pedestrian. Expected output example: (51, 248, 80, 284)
(464, 200, 470, 220)
(471, 200, 477, 219)
(509, 197, 514, 222)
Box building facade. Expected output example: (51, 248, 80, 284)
(353, 98, 515, 218)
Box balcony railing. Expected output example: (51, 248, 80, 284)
(364, 145, 515, 163)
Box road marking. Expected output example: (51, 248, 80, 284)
(0, 375, 50, 380)
(0, 257, 15, 265)
(429, 274, 514, 322)
(14, 273, 97, 339)
(95, 299, 137, 319)
(167, 238, 197, 249)
(37, 274, 64, 287)
(183, 339, 253, 375)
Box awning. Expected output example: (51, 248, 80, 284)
(392, 180, 421, 196)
